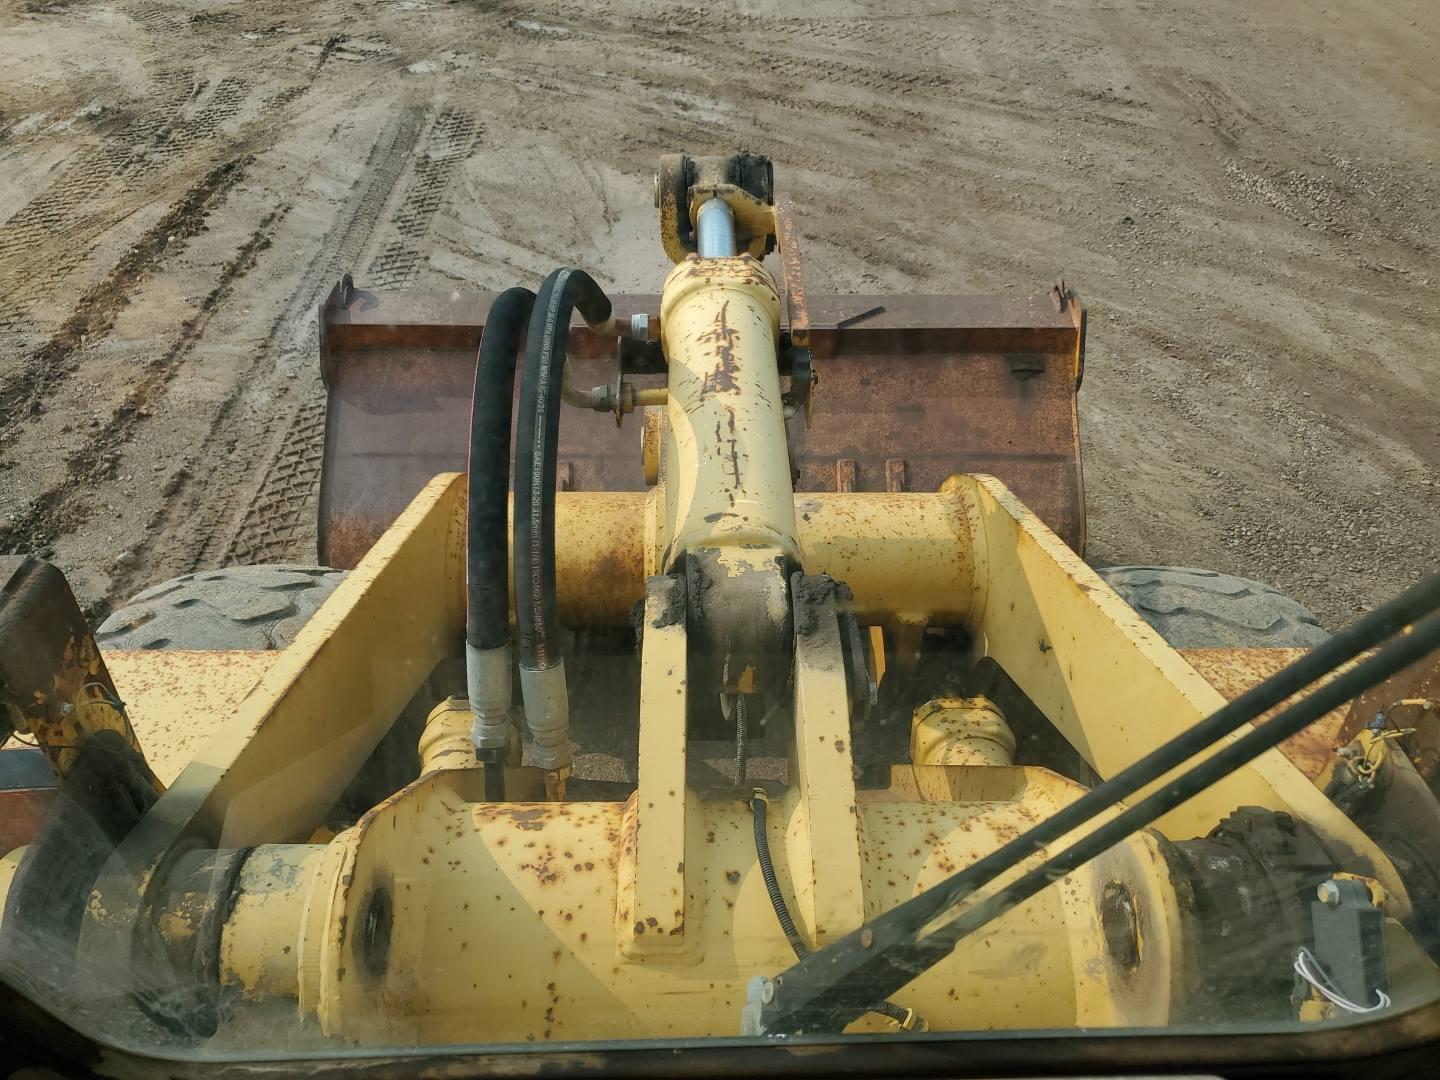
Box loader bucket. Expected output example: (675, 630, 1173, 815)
(316, 280, 1086, 569)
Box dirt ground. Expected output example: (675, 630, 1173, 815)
(0, 0, 1436, 630)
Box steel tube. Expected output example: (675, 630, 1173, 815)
(488, 490, 980, 629)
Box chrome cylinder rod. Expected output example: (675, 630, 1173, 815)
(696, 197, 737, 258)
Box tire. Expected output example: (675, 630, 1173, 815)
(97, 563, 444, 826)
(97, 565, 347, 651)
(1095, 565, 1330, 648)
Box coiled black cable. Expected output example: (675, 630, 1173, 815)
(751, 792, 808, 959)
(749, 792, 917, 1029)
(734, 694, 749, 790)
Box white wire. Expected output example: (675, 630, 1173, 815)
(1294, 946, 1391, 1014)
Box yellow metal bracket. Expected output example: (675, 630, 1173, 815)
(786, 576, 866, 946)
(617, 574, 696, 958)
(953, 472, 1409, 911)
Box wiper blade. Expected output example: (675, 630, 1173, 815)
(746, 570, 1440, 1036)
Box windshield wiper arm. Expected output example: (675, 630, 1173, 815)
(745, 570, 1440, 1036)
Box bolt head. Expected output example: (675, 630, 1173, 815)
(1317, 880, 1342, 906)
(760, 978, 775, 1005)
(860, 928, 875, 948)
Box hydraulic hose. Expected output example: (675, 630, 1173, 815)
(467, 287, 536, 799)
(513, 268, 613, 772)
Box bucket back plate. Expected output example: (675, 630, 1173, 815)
(317, 283, 1086, 568)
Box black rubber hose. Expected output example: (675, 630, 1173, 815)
(513, 269, 612, 671)
(750, 793, 915, 1028)
(468, 287, 536, 653)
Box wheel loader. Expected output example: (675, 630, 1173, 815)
(1, 152, 1439, 1078)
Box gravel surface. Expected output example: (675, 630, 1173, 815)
(0, 0, 1436, 628)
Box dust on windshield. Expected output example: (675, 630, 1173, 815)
(1, 1, 1438, 1073)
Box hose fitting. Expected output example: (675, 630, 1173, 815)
(467, 644, 513, 751)
(518, 661, 572, 771)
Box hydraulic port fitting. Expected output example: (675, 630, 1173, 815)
(420, 698, 481, 774)
(911, 697, 1015, 766)
(561, 362, 666, 423)
(627, 312, 660, 342)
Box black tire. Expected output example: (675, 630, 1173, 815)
(1095, 565, 1330, 648)
(97, 564, 447, 826)
(97, 566, 347, 651)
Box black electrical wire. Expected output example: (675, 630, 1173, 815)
(751, 793, 809, 959)
(760, 577, 1440, 1033)
(513, 269, 612, 672)
(750, 792, 916, 1029)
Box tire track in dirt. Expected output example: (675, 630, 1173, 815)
(0, 70, 195, 256)
(364, 109, 480, 289)
(221, 397, 328, 566)
(126, 2, 190, 37)
(2, 35, 400, 602)
(0, 74, 255, 333)
(0, 156, 251, 443)
(0, 199, 284, 559)
(275, 106, 429, 361)
(129, 76, 252, 179)
(124, 106, 430, 583)
(217, 107, 479, 568)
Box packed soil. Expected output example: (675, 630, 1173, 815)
(1, 0, 1436, 630)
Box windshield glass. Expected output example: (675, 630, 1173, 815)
(1, 0, 1438, 1071)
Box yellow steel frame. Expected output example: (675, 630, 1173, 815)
(954, 474, 1401, 901)
(43, 464, 1404, 1045)
(197, 540, 1176, 1041)
(165, 472, 466, 847)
